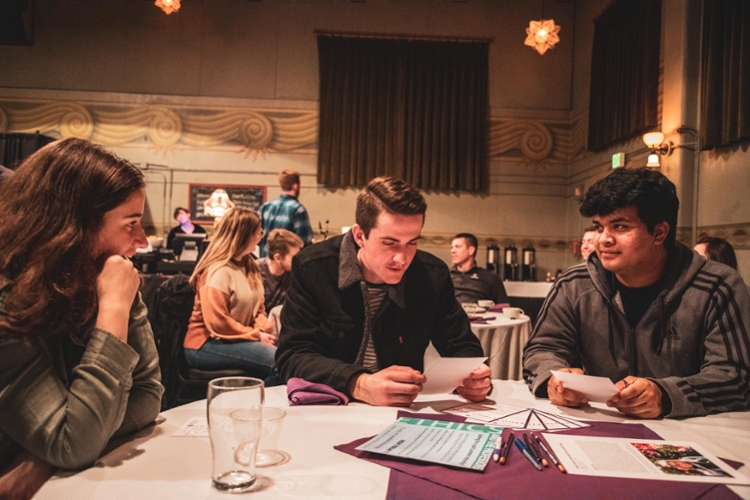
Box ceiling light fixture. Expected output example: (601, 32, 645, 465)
(155, 0, 180, 15)
(524, 19, 561, 55)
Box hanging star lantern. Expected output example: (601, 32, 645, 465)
(524, 19, 561, 55)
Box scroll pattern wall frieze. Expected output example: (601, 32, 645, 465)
(0, 98, 319, 154)
(677, 224, 750, 250)
(487, 114, 588, 165)
(0, 94, 588, 165)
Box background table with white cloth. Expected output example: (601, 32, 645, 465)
(35, 381, 750, 500)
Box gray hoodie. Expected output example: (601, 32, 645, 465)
(523, 242, 750, 418)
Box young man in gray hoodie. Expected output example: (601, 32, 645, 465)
(523, 168, 750, 419)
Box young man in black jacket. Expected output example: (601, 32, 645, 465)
(277, 177, 491, 406)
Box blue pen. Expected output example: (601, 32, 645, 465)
(514, 437, 543, 471)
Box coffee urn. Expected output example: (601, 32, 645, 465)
(521, 245, 536, 281)
(503, 245, 518, 281)
(486, 244, 500, 274)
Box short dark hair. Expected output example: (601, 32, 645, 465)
(580, 168, 679, 249)
(697, 237, 738, 270)
(279, 170, 300, 191)
(173, 207, 189, 219)
(355, 177, 427, 237)
(453, 233, 478, 257)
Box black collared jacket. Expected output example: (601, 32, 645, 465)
(276, 232, 484, 395)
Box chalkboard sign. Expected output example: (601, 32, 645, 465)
(189, 184, 267, 224)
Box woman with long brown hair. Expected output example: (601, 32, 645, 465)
(0, 138, 163, 496)
(184, 207, 278, 384)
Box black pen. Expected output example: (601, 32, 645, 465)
(514, 437, 543, 471)
(535, 434, 567, 473)
(527, 432, 548, 467)
(500, 431, 514, 465)
(522, 433, 544, 468)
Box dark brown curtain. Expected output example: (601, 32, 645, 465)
(0, 133, 54, 169)
(700, 0, 750, 150)
(588, 0, 661, 152)
(317, 36, 488, 191)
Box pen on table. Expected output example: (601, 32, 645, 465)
(514, 437, 543, 471)
(521, 433, 544, 468)
(500, 431, 514, 465)
(534, 434, 567, 473)
(526, 432, 548, 467)
(492, 436, 504, 463)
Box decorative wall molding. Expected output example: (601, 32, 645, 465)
(679, 224, 750, 250)
(487, 113, 588, 165)
(0, 97, 319, 155)
(1, 92, 582, 165)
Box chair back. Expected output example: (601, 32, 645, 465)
(154, 273, 196, 409)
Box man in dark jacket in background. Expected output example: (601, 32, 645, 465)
(277, 177, 490, 407)
(523, 168, 750, 419)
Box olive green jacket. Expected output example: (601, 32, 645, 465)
(0, 278, 163, 471)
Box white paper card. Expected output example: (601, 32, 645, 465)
(543, 434, 750, 485)
(420, 357, 487, 396)
(551, 370, 619, 403)
(172, 416, 209, 437)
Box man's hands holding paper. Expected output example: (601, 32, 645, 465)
(348, 361, 491, 407)
(456, 364, 491, 402)
(547, 368, 589, 407)
(549, 370, 664, 419)
(606, 377, 663, 419)
(348, 366, 426, 407)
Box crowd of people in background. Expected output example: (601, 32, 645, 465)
(1, 139, 749, 497)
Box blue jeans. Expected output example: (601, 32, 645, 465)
(185, 338, 280, 387)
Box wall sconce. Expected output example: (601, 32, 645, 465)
(642, 131, 672, 168)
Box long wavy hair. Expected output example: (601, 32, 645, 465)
(190, 207, 263, 291)
(0, 138, 145, 339)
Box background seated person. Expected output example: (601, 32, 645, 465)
(0, 139, 163, 497)
(580, 225, 597, 261)
(257, 229, 304, 311)
(184, 207, 279, 386)
(523, 167, 750, 419)
(450, 233, 509, 304)
(276, 177, 491, 407)
(166, 207, 206, 251)
(694, 236, 749, 289)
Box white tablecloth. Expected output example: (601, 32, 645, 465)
(470, 313, 532, 380)
(35, 383, 750, 500)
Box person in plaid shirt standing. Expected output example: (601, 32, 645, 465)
(258, 170, 313, 257)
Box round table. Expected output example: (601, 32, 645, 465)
(469, 312, 531, 380)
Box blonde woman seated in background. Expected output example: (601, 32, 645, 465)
(0, 139, 163, 499)
(183, 207, 279, 386)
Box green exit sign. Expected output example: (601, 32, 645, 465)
(612, 152, 625, 169)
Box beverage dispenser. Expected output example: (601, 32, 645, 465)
(521, 245, 536, 281)
(486, 244, 500, 274)
(503, 245, 518, 281)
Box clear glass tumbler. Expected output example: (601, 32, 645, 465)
(207, 377, 264, 492)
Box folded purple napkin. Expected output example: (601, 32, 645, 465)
(335, 411, 743, 500)
(488, 303, 510, 312)
(286, 378, 349, 406)
(469, 316, 496, 324)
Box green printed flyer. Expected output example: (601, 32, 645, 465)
(355, 417, 503, 471)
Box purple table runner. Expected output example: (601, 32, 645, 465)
(334, 411, 742, 500)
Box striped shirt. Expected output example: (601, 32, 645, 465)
(355, 282, 389, 372)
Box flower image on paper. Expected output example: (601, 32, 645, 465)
(632, 443, 732, 478)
